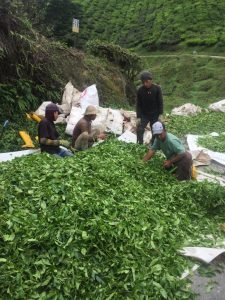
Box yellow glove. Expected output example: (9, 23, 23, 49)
(60, 139, 70, 148)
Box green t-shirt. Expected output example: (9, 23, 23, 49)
(150, 133, 185, 160)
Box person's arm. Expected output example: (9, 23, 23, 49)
(38, 122, 60, 146)
(40, 137, 60, 146)
(143, 149, 155, 162)
(164, 153, 186, 168)
(164, 138, 186, 167)
(157, 86, 163, 115)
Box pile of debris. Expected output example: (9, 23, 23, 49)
(35, 82, 152, 144)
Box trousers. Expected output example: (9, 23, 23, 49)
(137, 115, 159, 144)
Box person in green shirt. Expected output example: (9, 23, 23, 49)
(143, 121, 193, 181)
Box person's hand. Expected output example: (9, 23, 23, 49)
(136, 118, 141, 126)
(163, 160, 172, 168)
(97, 133, 106, 140)
(60, 139, 70, 148)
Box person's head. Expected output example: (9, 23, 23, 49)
(84, 105, 98, 121)
(152, 121, 166, 141)
(45, 103, 59, 122)
(140, 71, 153, 88)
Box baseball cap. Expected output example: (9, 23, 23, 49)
(152, 121, 164, 135)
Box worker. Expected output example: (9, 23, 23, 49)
(38, 103, 73, 157)
(136, 71, 163, 144)
(72, 105, 105, 150)
(143, 122, 193, 181)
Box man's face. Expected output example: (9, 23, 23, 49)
(143, 79, 152, 88)
(157, 131, 166, 142)
(90, 114, 97, 121)
(54, 111, 59, 121)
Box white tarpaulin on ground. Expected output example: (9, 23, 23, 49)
(117, 130, 152, 145)
(209, 99, 225, 113)
(180, 247, 225, 264)
(0, 149, 40, 163)
(187, 134, 225, 166)
(171, 103, 203, 116)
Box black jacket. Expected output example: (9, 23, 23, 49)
(136, 84, 163, 118)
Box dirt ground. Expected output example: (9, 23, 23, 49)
(191, 255, 225, 300)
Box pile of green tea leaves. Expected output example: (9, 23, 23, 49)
(166, 112, 225, 138)
(198, 134, 225, 153)
(0, 141, 225, 299)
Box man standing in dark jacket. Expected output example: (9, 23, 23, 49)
(136, 71, 163, 144)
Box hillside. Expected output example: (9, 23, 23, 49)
(75, 0, 225, 51)
(142, 54, 225, 111)
(0, 6, 136, 120)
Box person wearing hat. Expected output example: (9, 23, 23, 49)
(72, 105, 106, 150)
(143, 121, 193, 181)
(136, 71, 163, 144)
(38, 103, 73, 157)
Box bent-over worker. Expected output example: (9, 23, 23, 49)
(38, 103, 73, 157)
(136, 71, 163, 144)
(72, 105, 105, 150)
(143, 121, 192, 181)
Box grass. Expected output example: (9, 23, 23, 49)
(141, 55, 225, 112)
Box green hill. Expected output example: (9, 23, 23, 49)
(75, 0, 225, 51)
(142, 54, 225, 111)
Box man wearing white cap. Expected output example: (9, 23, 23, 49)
(143, 121, 193, 181)
(72, 105, 105, 151)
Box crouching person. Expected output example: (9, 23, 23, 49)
(72, 105, 106, 151)
(38, 103, 73, 157)
(143, 121, 192, 181)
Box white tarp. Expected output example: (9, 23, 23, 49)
(180, 247, 225, 264)
(209, 99, 225, 113)
(187, 134, 225, 166)
(35, 101, 67, 123)
(0, 149, 40, 163)
(106, 109, 124, 135)
(118, 130, 137, 143)
(35, 101, 52, 116)
(117, 130, 152, 145)
(171, 103, 203, 116)
(62, 81, 81, 109)
(65, 106, 108, 136)
(190, 150, 211, 166)
(80, 84, 99, 110)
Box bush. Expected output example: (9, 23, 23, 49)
(86, 40, 142, 80)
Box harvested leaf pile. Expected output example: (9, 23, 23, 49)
(0, 141, 225, 299)
(166, 112, 225, 137)
(198, 134, 225, 153)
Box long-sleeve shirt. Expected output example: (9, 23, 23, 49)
(38, 118, 60, 153)
(136, 84, 163, 118)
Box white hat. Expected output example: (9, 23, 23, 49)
(152, 121, 164, 135)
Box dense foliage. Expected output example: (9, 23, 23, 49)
(166, 112, 225, 137)
(1, 0, 82, 46)
(0, 3, 135, 119)
(74, 0, 225, 51)
(86, 40, 142, 80)
(0, 141, 224, 299)
(198, 134, 225, 153)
